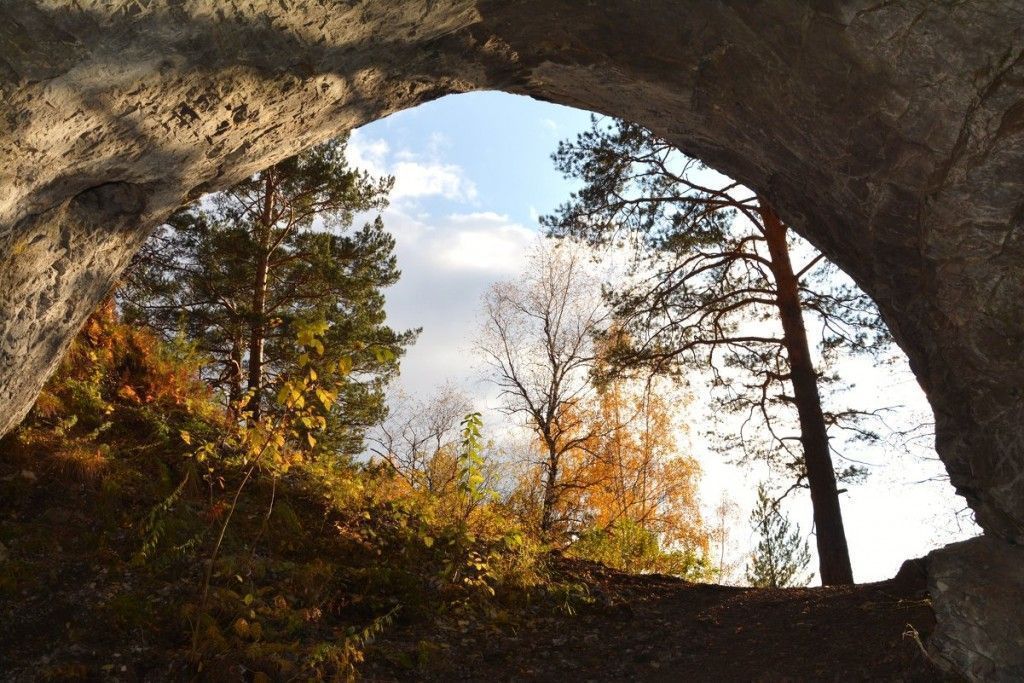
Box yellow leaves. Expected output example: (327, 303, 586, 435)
(295, 319, 330, 349)
(276, 381, 305, 408)
(180, 430, 192, 445)
(299, 415, 327, 431)
(315, 387, 336, 410)
(539, 377, 704, 548)
(337, 356, 353, 376)
(306, 433, 317, 449)
(193, 442, 216, 463)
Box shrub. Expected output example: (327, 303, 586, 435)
(569, 518, 711, 580)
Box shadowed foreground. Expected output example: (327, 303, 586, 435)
(0, 305, 946, 681)
(364, 558, 946, 681)
(0, 441, 946, 682)
(0, 317, 948, 682)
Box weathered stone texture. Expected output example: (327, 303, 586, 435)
(928, 537, 1024, 681)
(1, 1, 1023, 678)
(1, 181, 150, 432)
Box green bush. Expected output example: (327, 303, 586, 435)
(569, 518, 711, 580)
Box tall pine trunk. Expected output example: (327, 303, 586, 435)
(247, 250, 269, 418)
(246, 172, 275, 419)
(759, 201, 854, 586)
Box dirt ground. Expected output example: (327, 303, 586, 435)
(363, 558, 950, 682)
(0, 446, 951, 682)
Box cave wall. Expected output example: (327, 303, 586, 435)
(2, 1, 1023, 677)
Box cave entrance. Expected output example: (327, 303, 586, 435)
(351, 91, 979, 582)
(2, 2, 1022, 676)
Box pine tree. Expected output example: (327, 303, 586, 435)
(544, 117, 894, 585)
(746, 483, 813, 588)
(120, 135, 417, 457)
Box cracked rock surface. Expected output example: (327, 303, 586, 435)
(928, 537, 1024, 681)
(1, 1, 1023, 678)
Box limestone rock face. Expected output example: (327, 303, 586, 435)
(1, 1, 1023, 677)
(928, 537, 1024, 681)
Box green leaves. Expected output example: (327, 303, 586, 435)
(119, 136, 416, 462)
(371, 346, 395, 364)
(746, 483, 813, 588)
(456, 412, 491, 508)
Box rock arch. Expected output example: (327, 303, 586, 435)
(1, 1, 1022, 677)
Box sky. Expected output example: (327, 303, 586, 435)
(345, 91, 979, 584)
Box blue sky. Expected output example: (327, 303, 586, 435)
(347, 91, 978, 584)
(356, 91, 591, 225)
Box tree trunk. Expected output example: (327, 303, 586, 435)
(246, 172, 275, 419)
(540, 441, 559, 537)
(247, 251, 269, 418)
(228, 328, 244, 413)
(759, 200, 854, 586)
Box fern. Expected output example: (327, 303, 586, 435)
(134, 471, 190, 564)
(346, 604, 400, 651)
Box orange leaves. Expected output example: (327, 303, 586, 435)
(41, 297, 214, 422)
(13, 297, 223, 485)
(552, 378, 706, 552)
(116, 384, 142, 403)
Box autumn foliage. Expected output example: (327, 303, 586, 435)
(518, 376, 709, 577)
(0, 303, 553, 678)
(2, 277, 710, 679)
(569, 382, 705, 549)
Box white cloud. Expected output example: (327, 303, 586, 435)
(346, 129, 478, 204)
(428, 131, 452, 155)
(436, 223, 535, 273)
(447, 211, 509, 224)
(344, 130, 389, 176)
(376, 203, 545, 408)
(391, 160, 478, 202)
